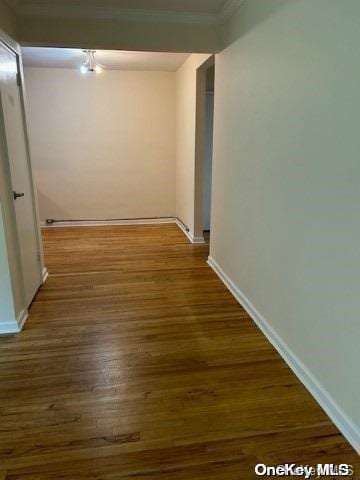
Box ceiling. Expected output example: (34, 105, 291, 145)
(7, 0, 243, 24)
(16, 0, 229, 15)
(21, 47, 190, 72)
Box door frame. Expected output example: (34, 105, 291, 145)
(0, 28, 46, 332)
(194, 55, 215, 241)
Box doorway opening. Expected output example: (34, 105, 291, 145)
(20, 47, 190, 229)
(203, 65, 214, 242)
(0, 40, 216, 333)
(194, 56, 215, 243)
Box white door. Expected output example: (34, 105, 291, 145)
(0, 42, 42, 306)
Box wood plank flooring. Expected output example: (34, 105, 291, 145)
(0, 224, 358, 479)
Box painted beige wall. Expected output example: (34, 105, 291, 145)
(24, 67, 176, 222)
(212, 0, 360, 444)
(175, 53, 210, 234)
(0, 0, 17, 37)
(18, 16, 219, 53)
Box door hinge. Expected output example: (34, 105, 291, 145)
(36, 252, 41, 262)
(16, 73, 21, 87)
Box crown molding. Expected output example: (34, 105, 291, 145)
(15, 0, 244, 26)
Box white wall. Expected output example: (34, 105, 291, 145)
(211, 0, 360, 449)
(175, 53, 211, 234)
(24, 67, 176, 222)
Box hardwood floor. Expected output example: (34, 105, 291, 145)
(0, 224, 358, 479)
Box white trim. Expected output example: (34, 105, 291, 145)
(16, 0, 244, 25)
(42, 267, 49, 283)
(175, 219, 205, 244)
(192, 235, 206, 244)
(40, 218, 207, 244)
(17, 308, 28, 331)
(175, 219, 193, 243)
(207, 255, 360, 455)
(0, 27, 20, 54)
(40, 217, 177, 228)
(0, 309, 28, 335)
(0, 322, 21, 335)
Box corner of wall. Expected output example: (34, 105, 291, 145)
(175, 53, 212, 239)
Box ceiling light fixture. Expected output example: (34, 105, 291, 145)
(80, 50, 102, 74)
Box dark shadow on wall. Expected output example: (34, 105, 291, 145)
(222, 0, 291, 48)
(0, 0, 17, 38)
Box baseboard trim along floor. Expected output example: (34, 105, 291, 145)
(42, 267, 49, 284)
(0, 309, 28, 335)
(207, 255, 360, 455)
(41, 218, 206, 245)
(175, 219, 205, 244)
(40, 217, 177, 228)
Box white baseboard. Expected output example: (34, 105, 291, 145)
(175, 220, 205, 244)
(207, 255, 360, 455)
(40, 218, 207, 245)
(17, 309, 29, 332)
(175, 219, 193, 242)
(0, 322, 20, 335)
(0, 309, 28, 335)
(42, 267, 49, 283)
(40, 217, 177, 228)
(192, 235, 206, 244)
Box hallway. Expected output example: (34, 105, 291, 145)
(0, 225, 358, 479)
